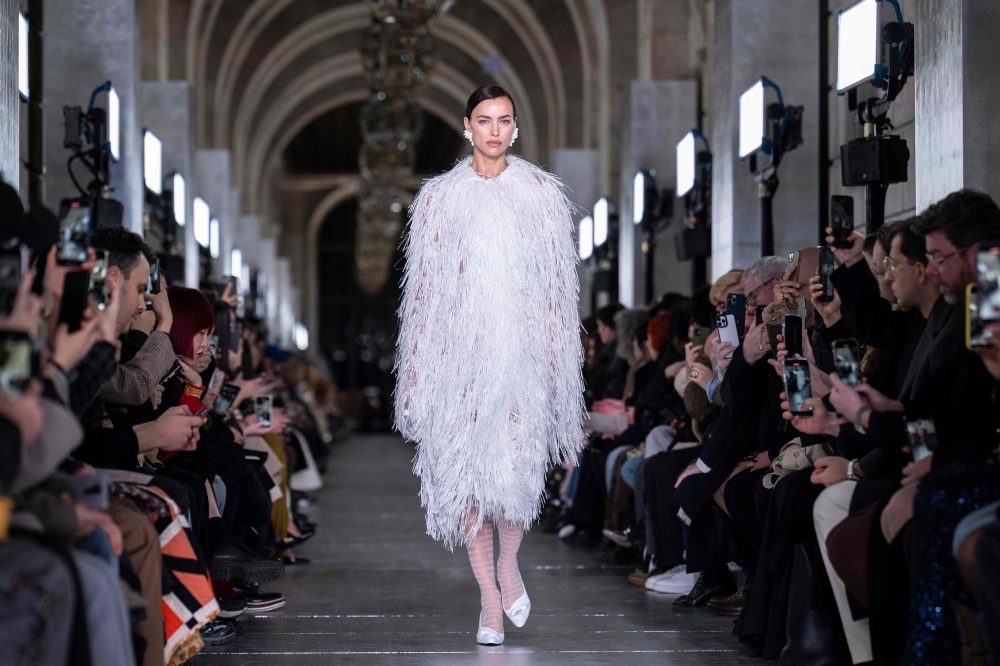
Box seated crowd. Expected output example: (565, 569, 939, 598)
(0, 185, 342, 665)
(546, 188, 1000, 664)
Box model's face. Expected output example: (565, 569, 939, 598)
(464, 98, 516, 158)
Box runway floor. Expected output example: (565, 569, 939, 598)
(196, 433, 756, 665)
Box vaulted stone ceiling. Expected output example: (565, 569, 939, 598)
(157, 0, 612, 228)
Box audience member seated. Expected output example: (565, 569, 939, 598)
(0, 181, 342, 663)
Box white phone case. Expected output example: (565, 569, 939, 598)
(717, 314, 741, 356)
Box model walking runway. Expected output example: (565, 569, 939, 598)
(197, 433, 756, 665)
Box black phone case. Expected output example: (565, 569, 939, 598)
(57, 271, 91, 332)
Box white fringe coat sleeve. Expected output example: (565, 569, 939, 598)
(394, 156, 586, 550)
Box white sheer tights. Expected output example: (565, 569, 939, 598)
(465, 513, 525, 632)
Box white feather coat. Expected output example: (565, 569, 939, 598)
(394, 155, 586, 550)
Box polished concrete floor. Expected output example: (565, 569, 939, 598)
(197, 433, 756, 665)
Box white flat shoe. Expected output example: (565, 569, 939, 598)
(502, 589, 531, 628)
(476, 610, 504, 645)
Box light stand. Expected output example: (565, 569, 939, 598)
(63, 81, 123, 227)
(633, 170, 674, 304)
(743, 79, 803, 257)
(837, 1, 913, 234)
(675, 130, 712, 292)
(592, 197, 619, 309)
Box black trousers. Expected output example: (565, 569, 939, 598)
(974, 518, 1000, 666)
(644, 447, 700, 569)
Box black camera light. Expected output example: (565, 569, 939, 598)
(675, 130, 712, 290)
(836, 0, 914, 234)
(738, 77, 803, 257)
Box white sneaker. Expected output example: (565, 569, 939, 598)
(557, 524, 576, 539)
(649, 571, 698, 594)
(643, 564, 686, 590)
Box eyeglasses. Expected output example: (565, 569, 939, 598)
(882, 255, 913, 274)
(746, 275, 780, 309)
(925, 247, 970, 266)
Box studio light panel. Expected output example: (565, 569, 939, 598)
(579, 216, 594, 260)
(837, 0, 879, 93)
(676, 132, 696, 197)
(143, 131, 162, 194)
(738, 80, 765, 158)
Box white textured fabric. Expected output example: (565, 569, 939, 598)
(395, 155, 586, 550)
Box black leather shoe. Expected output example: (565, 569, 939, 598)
(706, 585, 750, 614)
(217, 597, 247, 618)
(201, 619, 237, 645)
(210, 543, 285, 584)
(233, 581, 287, 613)
(673, 568, 737, 607)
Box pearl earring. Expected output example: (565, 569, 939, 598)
(464, 129, 474, 146)
(509, 127, 519, 147)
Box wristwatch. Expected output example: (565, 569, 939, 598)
(846, 458, 860, 481)
(854, 405, 871, 435)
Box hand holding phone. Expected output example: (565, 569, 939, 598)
(830, 196, 855, 249)
(782, 358, 813, 415)
(832, 339, 860, 387)
(254, 394, 273, 427)
(782, 315, 804, 357)
(715, 314, 740, 358)
(212, 383, 241, 416)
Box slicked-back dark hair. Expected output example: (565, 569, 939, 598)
(91, 226, 153, 280)
(883, 217, 928, 266)
(465, 85, 517, 120)
(912, 189, 1000, 249)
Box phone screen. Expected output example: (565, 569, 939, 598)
(782, 358, 813, 415)
(72, 472, 109, 511)
(818, 247, 835, 302)
(148, 258, 161, 295)
(213, 384, 241, 416)
(726, 293, 747, 333)
(57, 200, 91, 265)
(0, 332, 33, 399)
(832, 339, 860, 386)
(90, 250, 109, 311)
(782, 315, 803, 356)
(255, 395, 272, 427)
(906, 416, 937, 461)
(831, 196, 855, 248)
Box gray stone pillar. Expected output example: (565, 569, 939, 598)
(619, 80, 698, 305)
(141, 81, 197, 287)
(0, 0, 17, 185)
(43, 0, 143, 233)
(552, 148, 600, 317)
(711, 0, 820, 279)
(915, 0, 1000, 211)
(195, 149, 231, 279)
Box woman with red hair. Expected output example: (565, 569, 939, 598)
(167, 286, 216, 382)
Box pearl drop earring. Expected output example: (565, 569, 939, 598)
(464, 129, 474, 146)
(509, 127, 519, 147)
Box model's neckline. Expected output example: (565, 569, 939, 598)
(469, 156, 509, 180)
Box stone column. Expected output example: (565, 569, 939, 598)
(0, 0, 17, 185)
(915, 0, 1000, 211)
(195, 149, 231, 279)
(43, 0, 143, 233)
(711, 0, 820, 279)
(619, 80, 698, 305)
(141, 81, 197, 286)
